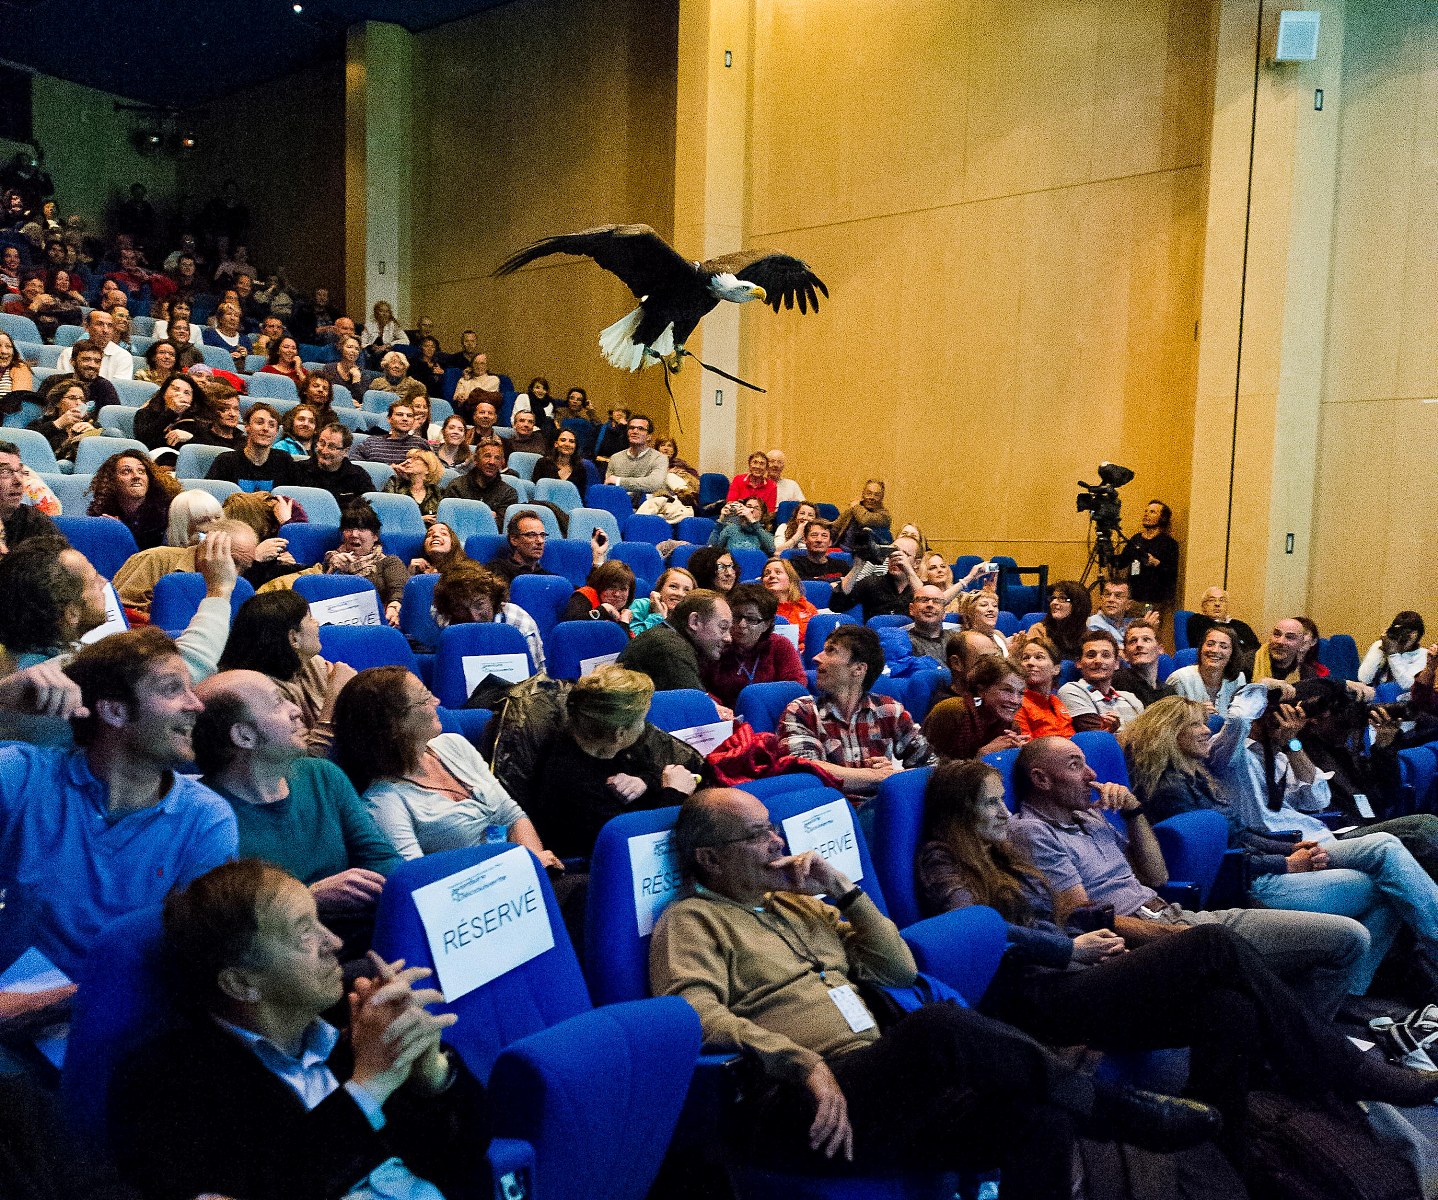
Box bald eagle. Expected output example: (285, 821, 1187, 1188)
(494, 223, 828, 372)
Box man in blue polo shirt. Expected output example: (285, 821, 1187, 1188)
(0, 628, 237, 994)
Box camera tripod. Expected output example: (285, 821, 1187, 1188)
(1080, 521, 1122, 591)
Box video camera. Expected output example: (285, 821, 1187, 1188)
(1075, 461, 1135, 533)
(851, 526, 896, 566)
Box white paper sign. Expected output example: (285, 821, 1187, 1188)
(773, 624, 800, 649)
(579, 651, 620, 676)
(672, 719, 734, 756)
(781, 799, 864, 883)
(309, 590, 381, 627)
(79, 584, 127, 644)
(628, 830, 683, 936)
(462, 652, 531, 694)
(410, 847, 554, 1002)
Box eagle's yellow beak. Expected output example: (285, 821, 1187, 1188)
(750, 284, 767, 303)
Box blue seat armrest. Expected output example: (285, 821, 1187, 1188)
(1155, 881, 1199, 908)
(486, 1138, 535, 1200)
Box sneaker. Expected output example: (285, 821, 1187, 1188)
(1370, 1004, 1438, 1071)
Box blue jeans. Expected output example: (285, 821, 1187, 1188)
(1250, 831, 1438, 993)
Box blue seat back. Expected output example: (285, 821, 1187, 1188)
(150, 572, 255, 633)
(532, 477, 583, 512)
(505, 502, 561, 540)
(1373, 682, 1405, 706)
(1172, 647, 1199, 669)
(433, 621, 532, 707)
(994, 611, 1019, 636)
(508, 573, 574, 639)
(1173, 609, 1198, 652)
(176, 478, 242, 503)
(173, 443, 229, 479)
(610, 540, 664, 584)
(761, 787, 888, 917)
(546, 620, 631, 680)
(273, 485, 343, 528)
(96, 405, 137, 438)
(1319, 633, 1361, 684)
(801, 580, 832, 609)
(730, 547, 768, 581)
(74, 436, 148, 476)
(357, 461, 394, 491)
(1073, 730, 1129, 787)
(245, 372, 299, 402)
(2, 397, 42, 429)
(867, 613, 910, 631)
(279, 522, 340, 565)
(38, 470, 93, 515)
(361, 490, 427, 537)
(583, 484, 633, 528)
(61, 906, 174, 1145)
(1151, 810, 1231, 907)
(541, 539, 594, 586)
(906, 669, 951, 722)
(982, 745, 1023, 809)
(868, 674, 910, 713)
(54, 515, 139, 579)
(901, 907, 1008, 1006)
(870, 766, 934, 929)
(111, 378, 159, 408)
(293, 572, 378, 608)
(646, 688, 720, 733)
(0, 312, 41, 342)
(507, 451, 541, 480)
(698, 472, 729, 509)
(399, 572, 443, 651)
(5, 427, 61, 473)
(674, 516, 715, 545)
(318, 623, 420, 674)
(435, 497, 499, 542)
(1398, 746, 1438, 816)
(1156, 653, 1176, 683)
(372, 844, 592, 1080)
(622, 514, 671, 545)
(802, 610, 860, 668)
(566, 506, 622, 546)
(1020, 610, 1046, 630)
(735, 680, 807, 734)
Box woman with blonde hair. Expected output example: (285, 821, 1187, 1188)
(627, 567, 694, 635)
(1012, 632, 1073, 739)
(384, 446, 444, 518)
(361, 299, 408, 362)
(958, 589, 1009, 657)
(165, 488, 223, 547)
(760, 555, 817, 647)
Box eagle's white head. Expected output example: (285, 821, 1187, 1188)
(707, 272, 767, 305)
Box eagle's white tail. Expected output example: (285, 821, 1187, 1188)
(599, 305, 674, 371)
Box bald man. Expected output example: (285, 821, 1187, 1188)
(766, 448, 805, 505)
(113, 519, 258, 618)
(1009, 736, 1368, 1019)
(1184, 587, 1259, 662)
(192, 670, 400, 937)
(932, 629, 1005, 706)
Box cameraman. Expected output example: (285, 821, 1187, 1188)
(831, 533, 922, 621)
(1115, 500, 1179, 616)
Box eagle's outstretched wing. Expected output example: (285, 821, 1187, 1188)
(701, 250, 829, 315)
(494, 224, 696, 301)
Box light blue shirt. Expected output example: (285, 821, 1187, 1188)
(215, 1017, 444, 1200)
(1086, 611, 1130, 640)
(0, 745, 237, 976)
(1240, 739, 1335, 844)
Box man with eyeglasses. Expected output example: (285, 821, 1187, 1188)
(619, 589, 734, 712)
(603, 413, 669, 506)
(484, 510, 609, 585)
(650, 786, 1220, 1193)
(0, 440, 57, 550)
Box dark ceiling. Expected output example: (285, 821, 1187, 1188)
(2, 0, 511, 108)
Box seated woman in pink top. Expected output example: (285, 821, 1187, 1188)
(1013, 631, 1074, 739)
(701, 582, 806, 709)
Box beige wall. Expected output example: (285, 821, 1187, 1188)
(730, 0, 1215, 579)
(410, 0, 679, 418)
(1308, 0, 1438, 648)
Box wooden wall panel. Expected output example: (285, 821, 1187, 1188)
(411, 0, 679, 421)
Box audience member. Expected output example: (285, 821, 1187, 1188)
(485, 510, 549, 582)
(915, 758, 1438, 1143)
(531, 426, 587, 500)
(1057, 630, 1144, 733)
(1010, 735, 1368, 1016)
(133, 372, 206, 454)
(434, 413, 473, 470)
(830, 478, 891, 554)
(761, 556, 818, 647)
(604, 413, 668, 503)
(1359, 611, 1427, 690)
(450, 351, 499, 416)
(958, 589, 1010, 657)
(114, 519, 256, 619)
(217, 591, 355, 756)
(164, 318, 205, 370)
(272, 401, 320, 457)
(651, 785, 1215, 1193)
(408, 521, 470, 576)
(1125, 693, 1438, 996)
(514, 665, 708, 862)
(290, 422, 373, 508)
(652, 435, 700, 509)
(468, 398, 500, 442)
(766, 447, 803, 504)
(187, 384, 245, 450)
(206, 402, 295, 491)
(317, 333, 378, 395)
(27, 378, 98, 461)
(39, 339, 119, 411)
(703, 582, 806, 710)
(924, 657, 1027, 760)
(933, 630, 1005, 707)
(1252, 616, 1327, 684)
(627, 567, 695, 635)
(560, 385, 597, 423)
(0, 439, 58, 549)
(504, 409, 549, 457)
(774, 501, 819, 555)
(192, 670, 400, 940)
(726, 450, 777, 512)
(0, 331, 35, 402)
(830, 534, 920, 621)
(110, 858, 487, 1200)
(0, 628, 238, 980)
(352, 399, 429, 465)
(1166, 625, 1246, 716)
(903, 583, 948, 663)
(55, 309, 132, 379)
(1013, 632, 1074, 739)
(779, 624, 935, 803)
(370, 350, 425, 405)
(441, 437, 518, 515)
(1184, 589, 1260, 663)
(685, 545, 737, 594)
(361, 299, 408, 361)
(432, 563, 546, 672)
(382, 446, 444, 519)
(1115, 500, 1179, 617)
(407, 336, 446, 398)
(789, 519, 845, 582)
(203, 301, 251, 370)
(619, 588, 733, 703)
(592, 407, 631, 467)
(510, 376, 557, 427)
(322, 501, 408, 627)
(87, 449, 178, 550)
(560, 559, 638, 629)
(1087, 578, 1159, 642)
(1112, 622, 1170, 707)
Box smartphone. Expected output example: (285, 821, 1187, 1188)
(1069, 904, 1115, 933)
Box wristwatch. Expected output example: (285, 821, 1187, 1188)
(835, 886, 864, 911)
(1287, 738, 1303, 753)
(1121, 804, 1145, 819)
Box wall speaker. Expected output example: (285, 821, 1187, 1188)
(1274, 10, 1321, 62)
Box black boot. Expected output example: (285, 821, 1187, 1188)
(1087, 1082, 1224, 1153)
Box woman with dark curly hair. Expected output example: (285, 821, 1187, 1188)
(134, 339, 179, 384)
(408, 522, 471, 575)
(1036, 580, 1092, 663)
(684, 545, 737, 594)
(87, 450, 180, 550)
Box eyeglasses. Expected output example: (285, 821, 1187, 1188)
(704, 822, 781, 848)
(733, 613, 770, 627)
(715, 561, 737, 573)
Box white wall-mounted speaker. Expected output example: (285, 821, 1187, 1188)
(1274, 10, 1321, 61)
